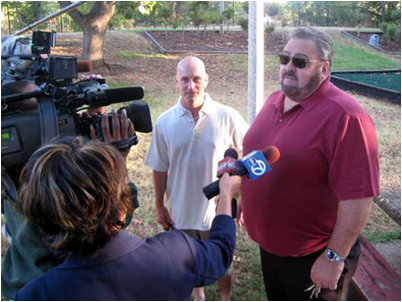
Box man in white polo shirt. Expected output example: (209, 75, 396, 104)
(145, 56, 248, 300)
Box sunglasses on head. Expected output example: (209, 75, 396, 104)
(278, 54, 325, 69)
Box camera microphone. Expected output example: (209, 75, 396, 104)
(86, 87, 145, 107)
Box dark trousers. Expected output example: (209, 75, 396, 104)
(260, 240, 360, 301)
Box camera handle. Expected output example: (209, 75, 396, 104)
(110, 134, 139, 152)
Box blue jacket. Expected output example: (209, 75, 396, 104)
(16, 215, 235, 301)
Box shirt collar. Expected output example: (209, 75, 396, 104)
(176, 93, 214, 117)
(273, 77, 332, 112)
(299, 77, 332, 111)
(60, 230, 144, 268)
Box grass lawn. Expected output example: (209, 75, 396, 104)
(332, 43, 401, 70)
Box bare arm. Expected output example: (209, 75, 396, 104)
(311, 197, 373, 290)
(216, 173, 241, 217)
(153, 170, 173, 230)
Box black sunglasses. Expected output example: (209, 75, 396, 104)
(278, 54, 325, 69)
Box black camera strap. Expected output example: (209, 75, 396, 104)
(1, 166, 17, 203)
(38, 96, 59, 144)
(110, 134, 138, 152)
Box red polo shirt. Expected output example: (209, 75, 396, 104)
(241, 78, 380, 257)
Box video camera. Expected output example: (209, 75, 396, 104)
(1, 30, 153, 177)
(2, 31, 78, 86)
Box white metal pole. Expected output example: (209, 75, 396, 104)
(248, 1, 265, 123)
(220, 1, 225, 36)
(14, 1, 86, 36)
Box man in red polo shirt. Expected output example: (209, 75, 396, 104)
(240, 27, 380, 300)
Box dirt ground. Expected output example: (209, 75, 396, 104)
(145, 30, 286, 53)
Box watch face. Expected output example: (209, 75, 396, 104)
(326, 249, 345, 262)
(326, 249, 336, 261)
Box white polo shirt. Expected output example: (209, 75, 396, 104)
(145, 94, 249, 230)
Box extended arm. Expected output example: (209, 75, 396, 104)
(216, 173, 241, 217)
(191, 173, 240, 287)
(311, 197, 373, 289)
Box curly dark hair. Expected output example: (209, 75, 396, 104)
(18, 136, 132, 256)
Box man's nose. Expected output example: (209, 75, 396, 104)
(188, 80, 195, 90)
(285, 60, 297, 72)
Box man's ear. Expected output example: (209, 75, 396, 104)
(204, 73, 209, 88)
(175, 76, 179, 90)
(322, 61, 331, 77)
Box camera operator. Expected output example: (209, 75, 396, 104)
(1, 80, 63, 299)
(1, 79, 135, 299)
(14, 135, 239, 301)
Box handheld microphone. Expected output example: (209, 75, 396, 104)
(216, 148, 239, 178)
(216, 148, 240, 218)
(203, 146, 280, 200)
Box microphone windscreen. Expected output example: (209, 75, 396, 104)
(104, 87, 144, 104)
(217, 157, 238, 177)
(77, 60, 92, 72)
(262, 146, 281, 165)
(224, 148, 239, 159)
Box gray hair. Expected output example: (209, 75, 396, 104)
(289, 27, 334, 66)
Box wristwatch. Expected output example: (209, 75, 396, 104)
(325, 248, 346, 262)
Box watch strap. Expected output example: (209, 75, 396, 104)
(325, 248, 346, 262)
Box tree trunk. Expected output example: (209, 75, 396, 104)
(59, 1, 115, 69)
(33, 2, 42, 23)
(181, 25, 184, 43)
(381, 1, 386, 22)
(82, 27, 107, 67)
(173, 1, 184, 19)
(298, 2, 301, 26)
(7, 5, 11, 35)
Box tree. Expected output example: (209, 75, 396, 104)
(172, 1, 185, 19)
(178, 16, 188, 43)
(209, 10, 220, 31)
(186, 2, 209, 32)
(222, 7, 234, 31)
(2, 2, 16, 35)
(156, 2, 173, 37)
(59, 1, 115, 69)
(266, 3, 280, 27)
(111, 2, 157, 30)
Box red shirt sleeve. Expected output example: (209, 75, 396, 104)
(329, 113, 380, 200)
